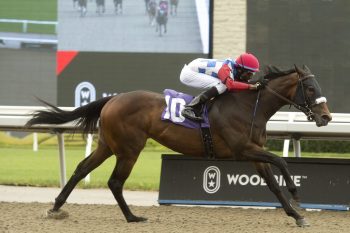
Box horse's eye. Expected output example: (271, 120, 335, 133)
(307, 86, 315, 95)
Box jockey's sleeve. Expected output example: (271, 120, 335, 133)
(218, 64, 250, 90)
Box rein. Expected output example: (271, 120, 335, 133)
(249, 90, 261, 139)
(265, 74, 315, 121)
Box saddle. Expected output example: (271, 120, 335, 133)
(161, 89, 215, 158)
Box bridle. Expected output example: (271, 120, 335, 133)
(264, 73, 327, 121)
(249, 70, 327, 139)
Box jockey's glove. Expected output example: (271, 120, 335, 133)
(250, 82, 264, 90)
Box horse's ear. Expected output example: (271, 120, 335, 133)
(294, 64, 302, 74)
(302, 65, 311, 73)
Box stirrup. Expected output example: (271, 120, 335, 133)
(181, 108, 203, 122)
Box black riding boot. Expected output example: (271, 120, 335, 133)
(181, 87, 219, 121)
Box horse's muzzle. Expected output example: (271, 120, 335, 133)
(315, 114, 332, 127)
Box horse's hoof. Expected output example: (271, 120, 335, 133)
(45, 209, 69, 219)
(296, 218, 310, 227)
(127, 216, 148, 223)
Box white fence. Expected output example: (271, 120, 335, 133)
(0, 36, 57, 44)
(0, 19, 57, 45)
(0, 19, 57, 33)
(1, 106, 350, 188)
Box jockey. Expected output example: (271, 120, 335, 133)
(159, 0, 169, 15)
(180, 53, 261, 121)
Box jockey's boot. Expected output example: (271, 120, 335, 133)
(181, 87, 219, 122)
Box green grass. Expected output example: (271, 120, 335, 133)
(1, 146, 349, 191)
(274, 151, 350, 159)
(0, 132, 349, 191)
(0, 147, 172, 191)
(0, 0, 57, 34)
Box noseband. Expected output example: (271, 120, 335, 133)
(265, 73, 326, 121)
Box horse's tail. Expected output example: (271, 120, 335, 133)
(25, 96, 114, 136)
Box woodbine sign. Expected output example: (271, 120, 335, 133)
(158, 155, 350, 210)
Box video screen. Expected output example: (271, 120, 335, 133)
(0, 0, 57, 106)
(57, 0, 213, 106)
(58, 0, 210, 54)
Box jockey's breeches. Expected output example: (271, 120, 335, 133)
(179, 65, 227, 94)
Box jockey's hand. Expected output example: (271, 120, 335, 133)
(249, 82, 263, 90)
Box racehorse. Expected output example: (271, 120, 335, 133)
(147, 0, 157, 26)
(95, 0, 105, 15)
(114, 0, 123, 14)
(78, 0, 87, 17)
(73, 0, 78, 9)
(170, 0, 179, 16)
(144, 0, 150, 14)
(156, 4, 168, 36)
(26, 65, 331, 227)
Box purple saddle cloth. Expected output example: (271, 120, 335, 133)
(161, 89, 210, 129)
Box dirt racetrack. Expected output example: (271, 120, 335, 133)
(0, 202, 349, 233)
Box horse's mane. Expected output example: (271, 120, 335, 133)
(263, 65, 296, 80)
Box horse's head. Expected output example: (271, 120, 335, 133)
(263, 65, 332, 127)
(293, 65, 332, 126)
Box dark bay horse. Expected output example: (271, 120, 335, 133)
(170, 0, 179, 16)
(26, 65, 331, 227)
(78, 0, 87, 17)
(147, 0, 157, 26)
(156, 2, 168, 36)
(95, 0, 105, 15)
(113, 0, 123, 15)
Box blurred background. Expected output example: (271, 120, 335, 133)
(1, 0, 349, 113)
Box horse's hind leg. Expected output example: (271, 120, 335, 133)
(108, 154, 147, 222)
(50, 140, 113, 213)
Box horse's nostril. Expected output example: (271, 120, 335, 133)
(322, 115, 332, 122)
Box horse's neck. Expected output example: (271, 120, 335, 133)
(261, 73, 299, 120)
(210, 75, 298, 123)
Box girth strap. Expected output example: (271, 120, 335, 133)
(200, 127, 215, 159)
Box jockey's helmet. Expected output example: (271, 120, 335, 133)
(235, 53, 260, 73)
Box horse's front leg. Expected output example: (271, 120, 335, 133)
(254, 162, 309, 227)
(242, 148, 309, 227)
(244, 148, 301, 203)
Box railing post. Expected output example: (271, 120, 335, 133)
(56, 132, 67, 188)
(84, 134, 93, 184)
(283, 113, 296, 157)
(33, 132, 38, 152)
(282, 139, 290, 157)
(23, 20, 27, 32)
(293, 139, 302, 157)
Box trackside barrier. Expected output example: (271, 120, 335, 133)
(0, 106, 95, 188)
(0, 19, 57, 33)
(0, 36, 57, 45)
(159, 155, 350, 211)
(267, 112, 350, 157)
(1, 106, 350, 188)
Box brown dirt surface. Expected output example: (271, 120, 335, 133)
(0, 202, 349, 233)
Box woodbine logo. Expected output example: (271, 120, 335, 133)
(75, 81, 96, 107)
(203, 166, 307, 194)
(203, 166, 221, 194)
